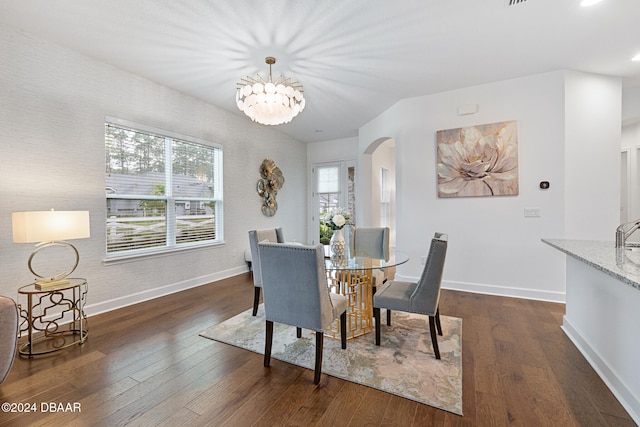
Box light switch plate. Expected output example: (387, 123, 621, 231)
(524, 207, 541, 218)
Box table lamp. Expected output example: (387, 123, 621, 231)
(12, 209, 90, 289)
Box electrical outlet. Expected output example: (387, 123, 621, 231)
(524, 207, 541, 218)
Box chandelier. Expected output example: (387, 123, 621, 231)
(236, 57, 305, 126)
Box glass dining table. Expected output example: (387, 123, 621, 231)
(324, 247, 409, 340)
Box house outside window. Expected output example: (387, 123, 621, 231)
(105, 118, 223, 257)
(314, 161, 356, 245)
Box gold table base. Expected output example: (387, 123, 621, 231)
(326, 269, 373, 340)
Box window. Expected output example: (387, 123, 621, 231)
(313, 161, 356, 245)
(105, 118, 223, 257)
(317, 164, 340, 214)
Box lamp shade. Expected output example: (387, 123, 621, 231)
(12, 210, 90, 243)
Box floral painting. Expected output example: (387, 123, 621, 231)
(437, 120, 519, 198)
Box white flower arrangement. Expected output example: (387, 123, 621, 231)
(321, 207, 352, 230)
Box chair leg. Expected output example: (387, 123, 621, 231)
(435, 307, 443, 336)
(386, 309, 391, 326)
(340, 311, 347, 349)
(314, 331, 324, 384)
(296, 327, 302, 338)
(429, 316, 441, 360)
(252, 287, 261, 316)
(264, 320, 273, 367)
(371, 285, 377, 313)
(374, 307, 381, 346)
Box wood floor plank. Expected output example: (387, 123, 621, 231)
(378, 395, 418, 427)
(26, 376, 140, 427)
(346, 387, 391, 426)
(93, 343, 249, 426)
(473, 391, 512, 427)
(0, 274, 635, 426)
(184, 350, 260, 418)
(122, 354, 254, 427)
(314, 380, 366, 426)
(410, 403, 447, 426)
(202, 360, 304, 426)
(251, 370, 322, 426)
(286, 372, 346, 426)
(0, 350, 106, 404)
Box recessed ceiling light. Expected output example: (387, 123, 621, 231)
(632, 53, 640, 62)
(580, 0, 604, 6)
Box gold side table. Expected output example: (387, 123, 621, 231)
(17, 278, 88, 357)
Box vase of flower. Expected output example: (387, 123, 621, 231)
(320, 207, 351, 258)
(330, 229, 346, 258)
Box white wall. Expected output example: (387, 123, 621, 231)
(564, 71, 621, 240)
(359, 71, 621, 302)
(307, 137, 359, 164)
(622, 86, 640, 127)
(621, 87, 640, 225)
(0, 24, 307, 314)
(621, 122, 640, 224)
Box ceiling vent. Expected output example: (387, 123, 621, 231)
(505, 0, 528, 5)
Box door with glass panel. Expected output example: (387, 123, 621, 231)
(311, 161, 356, 245)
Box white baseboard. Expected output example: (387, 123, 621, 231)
(393, 276, 566, 303)
(562, 316, 640, 426)
(84, 265, 248, 317)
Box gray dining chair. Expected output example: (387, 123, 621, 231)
(373, 233, 448, 359)
(248, 228, 285, 316)
(0, 295, 18, 383)
(258, 242, 347, 384)
(351, 226, 390, 287)
(351, 227, 390, 260)
(351, 226, 390, 319)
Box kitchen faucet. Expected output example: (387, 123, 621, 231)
(615, 219, 640, 248)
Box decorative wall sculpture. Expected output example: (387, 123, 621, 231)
(437, 120, 519, 198)
(257, 159, 285, 216)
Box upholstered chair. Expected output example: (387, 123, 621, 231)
(0, 296, 19, 383)
(342, 225, 355, 252)
(352, 226, 390, 278)
(248, 228, 285, 316)
(351, 226, 390, 315)
(351, 227, 390, 261)
(258, 242, 347, 384)
(373, 233, 448, 359)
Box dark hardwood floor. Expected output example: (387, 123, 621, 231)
(0, 273, 635, 426)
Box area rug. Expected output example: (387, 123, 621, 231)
(200, 305, 463, 415)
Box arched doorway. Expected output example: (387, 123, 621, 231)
(362, 137, 396, 248)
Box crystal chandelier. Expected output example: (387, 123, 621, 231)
(236, 57, 305, 126)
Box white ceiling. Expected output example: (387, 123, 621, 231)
(1, 0, 639, 143)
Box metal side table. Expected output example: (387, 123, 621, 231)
(17, 277, 88, 357)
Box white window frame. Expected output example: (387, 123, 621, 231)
(104, 116, 223, 262)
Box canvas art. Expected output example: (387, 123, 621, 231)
(437, 120, 519, 198)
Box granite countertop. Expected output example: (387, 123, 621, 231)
(542, 239, 640, 291)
